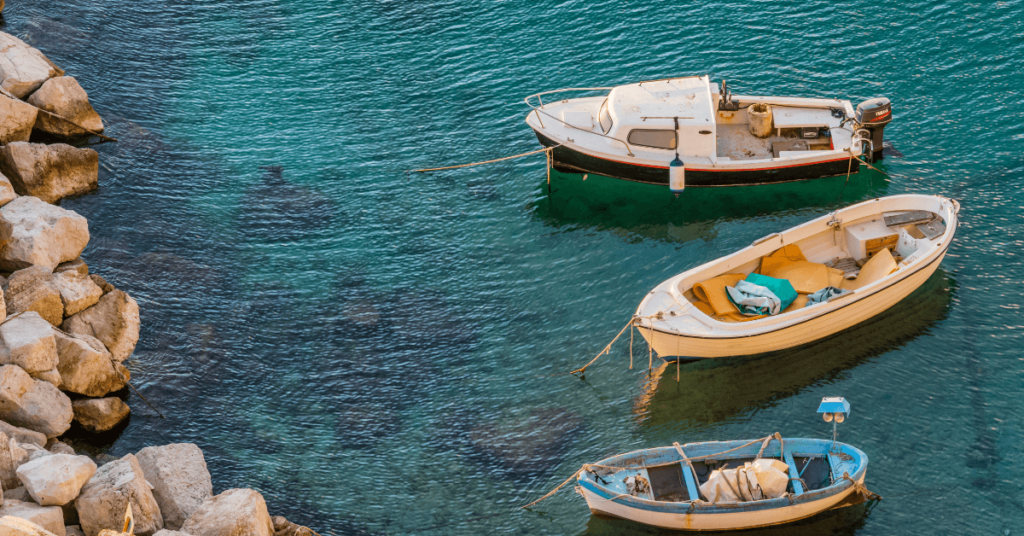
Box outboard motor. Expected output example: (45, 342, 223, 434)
(855, 97, 892, 160)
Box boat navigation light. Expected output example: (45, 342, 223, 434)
(816, 397, 850, 443)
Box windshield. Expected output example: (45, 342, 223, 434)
(598, 99, 613, 133)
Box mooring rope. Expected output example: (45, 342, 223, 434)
(569, 318, 636, 376)
(410, 145, 561, 173)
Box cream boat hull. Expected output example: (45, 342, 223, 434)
(635, 195, 958, 359)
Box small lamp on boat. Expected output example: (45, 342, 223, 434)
(817, 397, 850, 442)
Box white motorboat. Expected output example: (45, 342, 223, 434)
(634, 194, 958, 359)
(525, 76, 893, 191)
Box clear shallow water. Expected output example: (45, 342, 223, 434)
(4, 0, 1023, 534)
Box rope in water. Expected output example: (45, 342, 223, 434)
(409, 145, 560, 173)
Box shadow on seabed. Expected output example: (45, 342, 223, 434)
(632, 268, 954, 428)
(531, 167, 890, 245)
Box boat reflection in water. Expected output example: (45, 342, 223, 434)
(532, 167, 889, 244)
(582, 499, 874, 536)
(632, 269, 953, 429)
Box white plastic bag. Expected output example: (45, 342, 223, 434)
(698, 459, 790, 504)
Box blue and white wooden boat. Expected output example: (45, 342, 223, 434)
(574, 399, 877, 531)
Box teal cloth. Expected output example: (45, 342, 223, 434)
(726, 273, 798, 316)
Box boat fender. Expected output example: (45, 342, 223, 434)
(670, 156, 685, 194)
(670, 117, 685, 195)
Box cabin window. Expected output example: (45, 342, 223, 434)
(627, 129, 677, 149)
(598, 99, 613, 133)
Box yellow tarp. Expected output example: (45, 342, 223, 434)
(762, 260, 847, 294)
(758, 244, 806, 275)
(693, 273, 745, 315)
(842, 248, 898, 291)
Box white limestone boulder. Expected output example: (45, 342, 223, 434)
(4, 269, 63, 326)
(0, 366, 71, 438)
(50, 273, 99, 318)
(136, 444, 211, 530)
(75, 454, 162, 536)
(54, 331, 127, 398)
(0, 95, 37, 145)
(0, 33, 60, 99)
(181, 489, 272, 536)
(0, 422, 45, 448)
(0, 500, 64, 536)
(0, 516, 61, 536)
(26, 78, 103, 139)
(4, 486, 32, 503)
(16, 454, 96, 506)
(0, 313, 59, 373)
(60, 291, 137, 363)
(70, 398, 128, 433)
(0, 197, 89, 272)
(0, 143, 98, 205)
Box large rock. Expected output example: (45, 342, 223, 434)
(16, 454, 96, 506)
(49, 273, 99, 319)
(0, 516, 61, 536)
(271, 517, 319, 536)
(0, 197, 89, 272)
(181, 489, 272, 536)
(0, 176, 15, 210)
(0, 365, 71, 438)
(0, 422, 45, 448)
(70, 398, 128, 433)
(0, 313, 59, 373)
(0, 500, 64, 536)
(0, 432, 19, 490)
(54, 331, 127, 398)
(136, 444, 211, 531)
(60, 291, 137, 363)
(52, 261, 86, 278)
(0, 96, 37, 145)
(0, 144, 98, 205)
(0, 33, 60, 99)
(26, 78, 103, 139)
(75, 454, 162, 536)
(4, 486, 32, 503)
(4, 269, 62, 326)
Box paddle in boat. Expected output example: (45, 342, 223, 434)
(633, 194, 958, 360)
(525, 76, 892, 192)
(574, 397, 878, 531)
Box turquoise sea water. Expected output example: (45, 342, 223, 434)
(4, 0, 1024, 534)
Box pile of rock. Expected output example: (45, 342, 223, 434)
(0, 441, 317, 536)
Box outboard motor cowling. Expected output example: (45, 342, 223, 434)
(855, 97, 892, 160)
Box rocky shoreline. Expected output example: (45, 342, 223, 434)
(0, 21, 318, 536)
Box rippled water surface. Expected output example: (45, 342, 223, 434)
(4, 1, 1024, 534)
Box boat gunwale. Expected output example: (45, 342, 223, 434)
(635, 194, 958, 339)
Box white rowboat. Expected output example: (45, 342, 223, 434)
(635, 194, 959, 359)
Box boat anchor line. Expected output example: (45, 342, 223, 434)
(408, 144, 564, 192)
